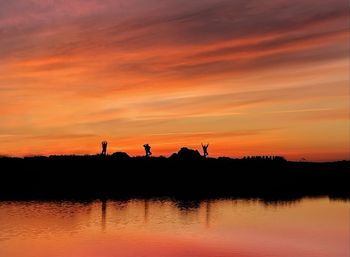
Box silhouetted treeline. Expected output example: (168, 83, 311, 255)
(242, 156, 286, 161)
(0, 148, 348, 200)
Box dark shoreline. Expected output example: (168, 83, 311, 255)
(0, 155, 349, 200)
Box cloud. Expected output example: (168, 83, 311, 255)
(0, 0, 348, 160)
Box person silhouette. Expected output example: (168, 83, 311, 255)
(143, 144, 152, 157)
(101, 141, 108, 155)
(201, 143, 209, 158)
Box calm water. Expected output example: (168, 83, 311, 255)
(0, 198, 348, 257)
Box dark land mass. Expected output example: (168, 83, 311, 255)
(0, 148, 349, 201)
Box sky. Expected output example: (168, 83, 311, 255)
(0, 0, 348, 161)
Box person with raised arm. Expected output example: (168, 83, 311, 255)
(201, 143, 209, 158)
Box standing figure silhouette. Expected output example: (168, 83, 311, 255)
(143, 144, 152, 157)
(101, 141, 108, 155)
(201, 143, 209, 158)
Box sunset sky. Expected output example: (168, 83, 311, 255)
(0, 0, 348, 161)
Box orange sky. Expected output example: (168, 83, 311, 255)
(0, 0, 348, 161)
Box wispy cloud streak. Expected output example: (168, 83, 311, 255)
(0, 0, 348, 160)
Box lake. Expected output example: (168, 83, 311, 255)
(0, 197, 348, 257)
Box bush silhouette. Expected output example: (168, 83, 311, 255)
(170, 147, 202, 160)
(111, 152, 130, 159)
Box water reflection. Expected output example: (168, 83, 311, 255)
(206, 200, 211, 228)
(144, 199, 149, 224)
(0, 197, 348, 257)
(101, 200, 107, 231)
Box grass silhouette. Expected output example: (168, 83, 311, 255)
(0, 148, 348, 200)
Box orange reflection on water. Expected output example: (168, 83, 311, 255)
(0, 198, 348, 257)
